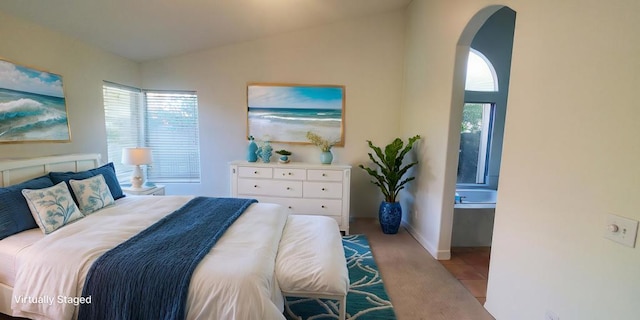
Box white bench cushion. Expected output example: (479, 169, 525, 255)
(276, 215, 348, 296)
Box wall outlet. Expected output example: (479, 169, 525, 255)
(604, 214, 639, 248)
(545, 310, 559, 320)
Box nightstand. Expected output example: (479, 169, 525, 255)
(121, 185, 165, 196)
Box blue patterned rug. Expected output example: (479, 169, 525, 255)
(284, 234, 397, 320)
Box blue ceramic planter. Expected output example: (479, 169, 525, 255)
(379, 201, 402, 234)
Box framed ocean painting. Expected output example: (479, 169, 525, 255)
(0, 58, 71, 143)
(247, 83, 345, 145)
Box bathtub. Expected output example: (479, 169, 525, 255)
(454, 188, 497, 209)
(452, 188, 497, 246)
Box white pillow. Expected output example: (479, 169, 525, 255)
(22, 181, 84, 234)
(69, 174, 115, 214)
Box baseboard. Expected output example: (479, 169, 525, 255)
(402, 221, 451, 260)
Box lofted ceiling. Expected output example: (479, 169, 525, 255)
(0, 0, 411, 62)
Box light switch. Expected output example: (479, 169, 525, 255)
(604, 214, 639, 248)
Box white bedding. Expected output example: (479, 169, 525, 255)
(276, 215, 348, 296)
(0, 229, 43, 287)
(10, 196, 289, 320)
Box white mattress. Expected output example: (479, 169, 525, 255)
(0, 228, 43, 287)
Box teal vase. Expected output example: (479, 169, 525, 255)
(259, 141, 273, 163)
(379, 201, 402, 234)
(247, 140, 258, 162)
(320, 151, 333, 164)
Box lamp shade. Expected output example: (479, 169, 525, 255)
(121, 147, 153, 165)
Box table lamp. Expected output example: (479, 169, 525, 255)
(121, 147, 152, 189)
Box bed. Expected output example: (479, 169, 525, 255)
(0, 154, 348, 320)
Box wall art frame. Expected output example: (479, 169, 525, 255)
(246, 83, 345, 145)
(0, 58, 71, 143)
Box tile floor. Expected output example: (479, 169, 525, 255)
(439, 247, 491, 304)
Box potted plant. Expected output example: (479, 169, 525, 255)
(359, 135, 421, 234)
(306, 132, 338, 164)
(275, 149, 292, 163)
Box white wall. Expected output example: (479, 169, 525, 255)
(0, 8, 406, 218)
(403, 0, 640, 319)
(0, 11, 140, 159)
(140, 11, 406, 217)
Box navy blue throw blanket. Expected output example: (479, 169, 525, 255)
(78, 197, 257, 320)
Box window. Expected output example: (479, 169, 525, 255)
(144, 91, 200, 182)
(457, 103, 494, 184)
(465, 49, 498, 92)
(103, 83, 143, 181)
(457, 48, 498, 184)
(103, 82, 201, 183)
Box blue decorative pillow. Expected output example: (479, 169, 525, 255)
(49, 162, 125, 202)
(22, 182, 84, 234)
(0, 175, 54, 240)
(69, 174, 115, 214)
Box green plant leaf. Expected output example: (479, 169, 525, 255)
(359, 135, 421, 203)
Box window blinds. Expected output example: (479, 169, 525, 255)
(103, 82, 201, 183)
(144, 91, 201, 183)
(103, 83, 143, 181)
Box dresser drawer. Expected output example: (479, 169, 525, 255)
(257, 197, 342, 217)
(237, 179, 302, 197)
(307, 169, 343, 182)
(238, 166, 273, 179)
(258, 198, 343, 227)
(292, 198, 342, 216)
(303, 181, 342, 199)
(273, 168, 306, 180)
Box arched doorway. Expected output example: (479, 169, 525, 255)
(440, 5, 516, 304)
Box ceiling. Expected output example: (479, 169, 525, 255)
(0, 0, 411, 62)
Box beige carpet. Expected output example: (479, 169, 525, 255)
(351, 218, 495, 320)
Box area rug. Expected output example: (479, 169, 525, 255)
(284, 234, 396, 320)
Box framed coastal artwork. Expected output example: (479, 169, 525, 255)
(0, 58, 71, 143)
(247, 83, 345, 145)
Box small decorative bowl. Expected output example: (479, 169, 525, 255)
(278, 155, 290, 164)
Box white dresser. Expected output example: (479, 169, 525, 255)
(229, 161, 351, 234)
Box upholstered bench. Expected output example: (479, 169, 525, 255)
(276, 215, 349, 320)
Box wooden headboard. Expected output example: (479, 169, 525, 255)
(0, 153, 102, 187)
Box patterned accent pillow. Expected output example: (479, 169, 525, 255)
(69, 174, 115, 214)
(22, 182, 84, 234)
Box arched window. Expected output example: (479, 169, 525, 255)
(458, 48, 498, 184)
(465, 49, 498, 92)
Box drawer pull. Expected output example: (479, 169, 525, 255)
(254, 171, 258, 174)
(321, 205, 326, 208)
(321, 188, 326, 191)
(288, 206, 292, 209)
(286, 187, 291, 190)
(322, 173, 327, 176)
(288, 172, 292, 175)
(254, 185, 258, 188)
